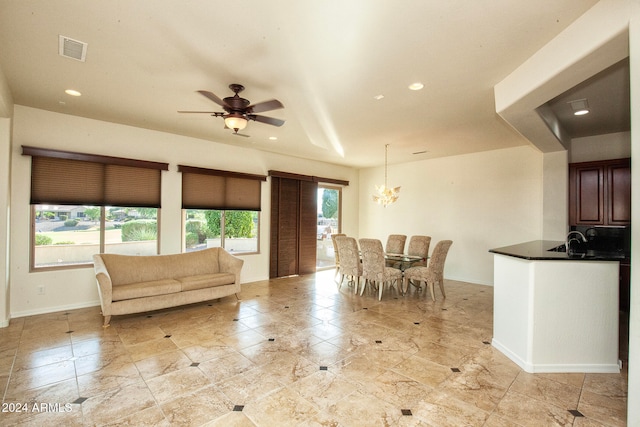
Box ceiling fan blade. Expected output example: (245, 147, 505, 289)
(197, 90, 229, 108)
(252, 115, 285, 127)
(248, 99, 284, 114)
(177, 110, 219, 113)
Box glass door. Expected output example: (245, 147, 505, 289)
(316, 185, 341, 270)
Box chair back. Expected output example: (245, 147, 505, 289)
(335, 236, 360, 277)
(407, 235, 431, 258)
(359, 238, 386, 282)
(429, 240, 453, 275)
(385, 234, 407, 254)
(331, 233, 346, 265)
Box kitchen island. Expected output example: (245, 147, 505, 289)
(489, 240, 623, 373)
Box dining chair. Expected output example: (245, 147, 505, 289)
(389, 234, 431, 270)
(359, 238, 403, 300)
(330, 233, 346, 280)
(385, 234, 407, 255)
(403, 240, 453, 301)
(407, 235, 431, 267)
(335, 236, 362, 293)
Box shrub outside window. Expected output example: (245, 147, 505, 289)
(184, 209, 258, 254)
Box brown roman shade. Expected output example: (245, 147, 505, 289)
(268, 170, 349, 186)
(178, 165, 267, 211)
(23, 146, 168, 207)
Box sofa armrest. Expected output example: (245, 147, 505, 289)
(218, 249, 244, 285)
(92, 254, 114, 326)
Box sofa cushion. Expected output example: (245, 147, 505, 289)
(179, 273, 236, 292)
(112, 279, 181, 301)
(99, 248, 221, 285)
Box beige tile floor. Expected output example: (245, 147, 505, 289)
(0, 270, 628, 426)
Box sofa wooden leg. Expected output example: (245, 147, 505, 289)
(103, 315, 111, 328)
(235, 293, 240, 300)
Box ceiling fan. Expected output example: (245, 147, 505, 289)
(178, 84, 285, 135)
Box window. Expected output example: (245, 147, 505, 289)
(179, 165, 266, 255)
(33, 205, 158, 268)
(24, 146, 168, 270)
(185, 209, 258, 254)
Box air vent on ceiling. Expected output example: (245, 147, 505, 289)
(58, 35, 87, 62)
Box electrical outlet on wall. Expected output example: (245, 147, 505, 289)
(36, 285, 45, 295)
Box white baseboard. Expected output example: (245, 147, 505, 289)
(446, 274, 494, 286)
(10, 300, 101, 319)
(492, 338, 620, 374)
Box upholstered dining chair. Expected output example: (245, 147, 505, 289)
(407, 235, 431, 267)
(330, 233, 346, 280)
(335, 236, 362, 293)
(385, 234, 407, 255)
(359, 238, 403, 300)
(387, 235, 431, 270)
(403, 240, 453, 301)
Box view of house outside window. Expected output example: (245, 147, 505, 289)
(184, 209, 259, 254)
(33, 205, 158, 269)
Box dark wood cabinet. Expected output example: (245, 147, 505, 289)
(569, 158, 631, 226)
(620, 262, 631, 312)
(607, 161, 632, 225)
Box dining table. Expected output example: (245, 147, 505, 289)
(384, 253, 426, 272)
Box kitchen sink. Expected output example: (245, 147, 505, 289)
(547, 244, 627, 259)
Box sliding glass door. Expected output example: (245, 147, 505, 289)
(316, 185, 341, 270)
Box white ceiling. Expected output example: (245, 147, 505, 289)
(1, 0, 616, 168)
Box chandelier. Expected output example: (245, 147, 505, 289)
(372, 144, 400, 207)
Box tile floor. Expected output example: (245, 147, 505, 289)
(0, 270, 628, 426)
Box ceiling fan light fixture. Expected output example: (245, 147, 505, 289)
(224, 114, 248, 130)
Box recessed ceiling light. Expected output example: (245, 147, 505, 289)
(374, 94, 385, 100)
(65, 89, 82, 97)
(408, 82, 424, 91)
(568, 98, 589, 116)
(269, 136, 278, 140)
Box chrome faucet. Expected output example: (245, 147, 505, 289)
(566, 231, 587, 253)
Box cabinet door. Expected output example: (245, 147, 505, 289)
(570, 165, 604, 225)
(607, 161, 631, 225)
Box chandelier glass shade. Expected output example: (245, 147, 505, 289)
(372, 144, 400, 207)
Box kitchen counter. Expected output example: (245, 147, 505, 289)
(489, 240, 628, 261)
(490, 241, 620, 373)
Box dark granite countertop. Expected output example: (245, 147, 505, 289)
(489, 240, 629, 261)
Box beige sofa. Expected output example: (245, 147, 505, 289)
(93, 247, 243, 326)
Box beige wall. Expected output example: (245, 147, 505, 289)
(0, 63, 12, 327)
(627, 4, 640, 423)
(9, 105, 359, 317)
(570, 131, 631, 163)
(0, 118, 10, 327)
(358, 145, 545, 285)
